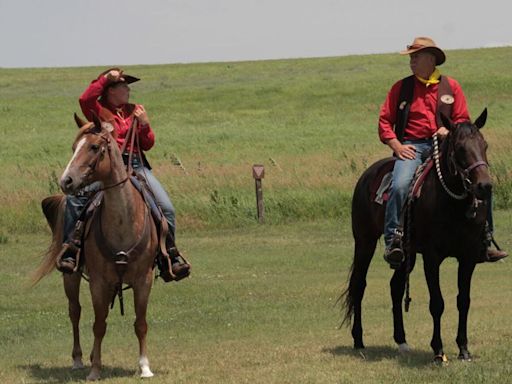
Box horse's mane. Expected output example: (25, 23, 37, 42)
(72, 120, 119, 148)
(451, 121, 481, 139)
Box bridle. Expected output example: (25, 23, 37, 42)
(433, 133, 489, 201)
(77, 129, 129, 191)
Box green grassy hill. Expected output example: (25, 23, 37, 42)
(1, 47, 512, 236)
(1, 49, 512, 383)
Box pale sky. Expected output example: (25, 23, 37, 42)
(1, 0, 511, 68)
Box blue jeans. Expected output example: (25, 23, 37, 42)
(384, 140, 432, 247)
(64, 157, 176, 242)
(131, 159, 176, 236)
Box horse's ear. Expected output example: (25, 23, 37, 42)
(90, 110, 102, 134)
(474, 108, 487, 129)
(440, 113, 453, 131)
(74, 113, 87, 128)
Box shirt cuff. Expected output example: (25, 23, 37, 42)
(138, 123, 150, 132)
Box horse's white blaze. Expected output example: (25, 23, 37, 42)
(61, 137, 87, 180)
(139, 355, 153, 378)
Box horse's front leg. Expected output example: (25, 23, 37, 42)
(64, 272, 84, 369)
(456, 260, 476, 361)
(133, 273, 154, 378)
(423, 256, 445, 362)
(87, 280, 113, 381)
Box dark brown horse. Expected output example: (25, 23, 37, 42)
(342, 109, 491, 362)
(34, 114, 159, 380)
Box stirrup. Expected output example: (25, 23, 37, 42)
(159, 247, 191, 282)
(384, 230, 404, 269)
(56, 243, 80, 274)
(384, 247, 404, 269)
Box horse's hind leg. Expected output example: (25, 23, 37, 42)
(64, 272, 84, 369)
(133, 277, 154, 378)
(350, 238, 378, 349)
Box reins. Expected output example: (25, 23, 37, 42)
(79, 117, 152, 315)
(432, 133, 489, 200)
(79, 129, 130, 192)
(403, 131, 489, 313)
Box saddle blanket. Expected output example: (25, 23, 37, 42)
(372, 157, 434, 205)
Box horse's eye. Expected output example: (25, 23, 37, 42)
(90, 144, 100, 152)
(456, 147, 466, 157)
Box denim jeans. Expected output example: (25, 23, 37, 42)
(383, 139, 432, 247)
(131, 157, 176, 236)
(64, 156, 176, 242)
(63, 182, 101, 243)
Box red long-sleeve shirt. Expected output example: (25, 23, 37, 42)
(378, 76, 470, 143)
(79, 75, 155, 152)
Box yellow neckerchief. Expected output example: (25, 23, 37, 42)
(416, 68, 440, 87)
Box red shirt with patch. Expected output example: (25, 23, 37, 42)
(378, 76, 470, 143)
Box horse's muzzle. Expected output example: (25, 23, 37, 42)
(474, 181, 492, 200)
(60, 175, 81, 195)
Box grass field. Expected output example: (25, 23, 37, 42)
(2, 47, 512, 234)
(1, 216, 512, 383)
(1, 47, 512, 383)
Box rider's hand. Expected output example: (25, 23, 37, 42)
(134, 105, 150, 126)
(435, 126, 449, 138)
(387, 138, 416, 160)
(395, 144, 417, 160)
(105, 69, 123, 82)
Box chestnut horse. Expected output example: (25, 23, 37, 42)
(34, 114, 158, 380)
(342, 110, 492, 362)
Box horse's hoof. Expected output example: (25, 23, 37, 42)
(140, 369, 154, 378)
(72, 359, 85, 370)
(458, 351, 472, 361)
(433, 354, 448, 365)
(86, 369, 101, 381)
(398, 343, 411, 353)
(139, 356, 154, 378)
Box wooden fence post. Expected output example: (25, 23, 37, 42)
(252, 164, 265, 223)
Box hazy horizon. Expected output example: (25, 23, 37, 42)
(1, 0, 511, 69)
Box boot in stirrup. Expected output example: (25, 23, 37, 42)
(384, 231, 404, 269)
(159, 247, 191, 282)
(56, 241, 80, 274)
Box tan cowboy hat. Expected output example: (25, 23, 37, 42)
(97, 67, 140, 85)
(400, 37, 446, 66)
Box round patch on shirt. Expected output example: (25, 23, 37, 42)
(440, 94, 455, 105)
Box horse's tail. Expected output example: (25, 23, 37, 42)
(339, 261, 355, 326)
(31, 195, 65, 286)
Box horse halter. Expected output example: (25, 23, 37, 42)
(79, 130, 129, 191)
(433, 134, 489, 200)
